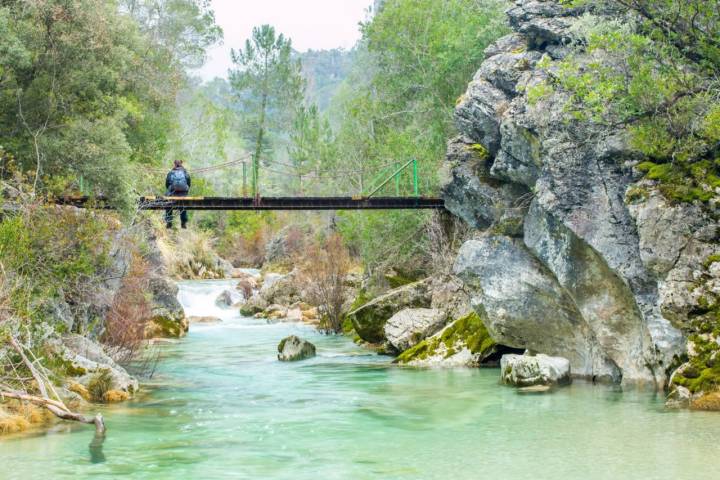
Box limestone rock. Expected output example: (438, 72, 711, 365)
(455, 236, 618, 380)
(500, 353, 571, 387)
(440, 135, 528, 231)
(240, 294, 269, 316)
(395, 311, 499, 368)
(215, 289, 244, 308)
(348, 279, 432, 344)
(384, 308, 448, 352)
(60, 334, 138, 394)
(146, 277, 188, 338)
(277, 336, 316, 362)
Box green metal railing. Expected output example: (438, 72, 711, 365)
(364, 158, 419, 198)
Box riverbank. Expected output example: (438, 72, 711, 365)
(0, 279, 717, 480)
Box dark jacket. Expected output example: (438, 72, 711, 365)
(165, 167, 191, 195)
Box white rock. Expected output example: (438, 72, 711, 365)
(500, 353, 571, 387)
(384, 308, 448, 352)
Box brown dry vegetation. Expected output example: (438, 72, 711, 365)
(298, 234, 352, 333)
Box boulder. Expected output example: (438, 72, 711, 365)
(259, 271, 302, 306)
(215, 289, 244, 307)
(395, 311, 499, 367)
(454, 236, 619, 380)
(500, 353, 571, 387)
(384, 308, 448, 352)
(348, 279, 432, 344)
(146, 277, 188, 338)
(240, 294, 269, 316)
(277, 336, 316, 362)
(59, 334, 138, 394)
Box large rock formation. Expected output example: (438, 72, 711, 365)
(442, 0, 717, 387)
(348, 279, 432, 344)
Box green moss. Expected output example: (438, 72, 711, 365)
(703, 254, 720, 269)
(636, 159, 718, 203)
(349, 290, 374, 312)
(468, 143, 489, 160)
(396, 311, 497, 364)
(385, 273, 414, 289)
(672, 334, 720, 394)
(278, 337, 288, 353)
(625, 185, 650, 204)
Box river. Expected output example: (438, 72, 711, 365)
(0, 279, 717, 479)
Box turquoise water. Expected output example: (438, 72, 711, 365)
(1, 280, 718, 480)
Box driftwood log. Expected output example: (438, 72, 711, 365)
(1, 336, 105, 433)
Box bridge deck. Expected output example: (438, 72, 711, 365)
(59, 196, 446, 211)
(140, 196, 446, 211)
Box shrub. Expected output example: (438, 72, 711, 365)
(87, 369, 114, 403)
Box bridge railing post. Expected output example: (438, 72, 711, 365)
(413, 158, 418, 197)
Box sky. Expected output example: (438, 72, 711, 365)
(193, 0, 374, 81)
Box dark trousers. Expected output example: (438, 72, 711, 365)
(165, 191, 188, 228)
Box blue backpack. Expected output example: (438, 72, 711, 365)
(168, 169, 189, 193)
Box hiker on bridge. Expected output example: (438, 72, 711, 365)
(165, 159, 191, 229)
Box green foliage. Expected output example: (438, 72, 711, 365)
(0, 0, 221, 207)
(336, 210, 430, 272)
(542, 2, 720, 203)
(0, 202, 115, 327)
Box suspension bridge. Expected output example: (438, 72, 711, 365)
(64, 158, 446, 211)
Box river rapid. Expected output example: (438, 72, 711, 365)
(0, 279, 717, 479)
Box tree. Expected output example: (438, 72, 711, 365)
(0, 0, 221, 207)
(286, 104, 335, 195)
(229, 25, 304, 197)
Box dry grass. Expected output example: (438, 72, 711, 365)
(0, 401, 54, 435)
(103, 252, 153, 367)
(691, 392, 720, 411)
(156, 227, 226, 279)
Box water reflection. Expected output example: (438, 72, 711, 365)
(88, 432, 106, 464)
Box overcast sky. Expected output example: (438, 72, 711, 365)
(192, 0, 373, 81)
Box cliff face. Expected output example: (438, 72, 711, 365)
(443, 0, 719, 388)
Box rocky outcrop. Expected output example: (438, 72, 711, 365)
(384, 308, 448, 352)
(145, 277, 189, 338)
(441, 0, 704, 387)
(58, 334, 138, 394)
(348, 279, 432, 344)
(277, 336, 316, 362)
(500, 353, 571, 387)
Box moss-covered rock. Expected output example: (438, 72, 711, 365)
(347, 279, 431, 344)
(396, 311, 498, 366)
(145, 314, 189, 339)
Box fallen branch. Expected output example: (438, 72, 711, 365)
(6, 336, 105, 433)
(0, 390, 104, 432)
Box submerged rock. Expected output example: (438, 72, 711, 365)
(384, 308, 448, 352)
(500, 354, 571, 387)
(277, 336, 316, 362)
(188, 316, 222, 324)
